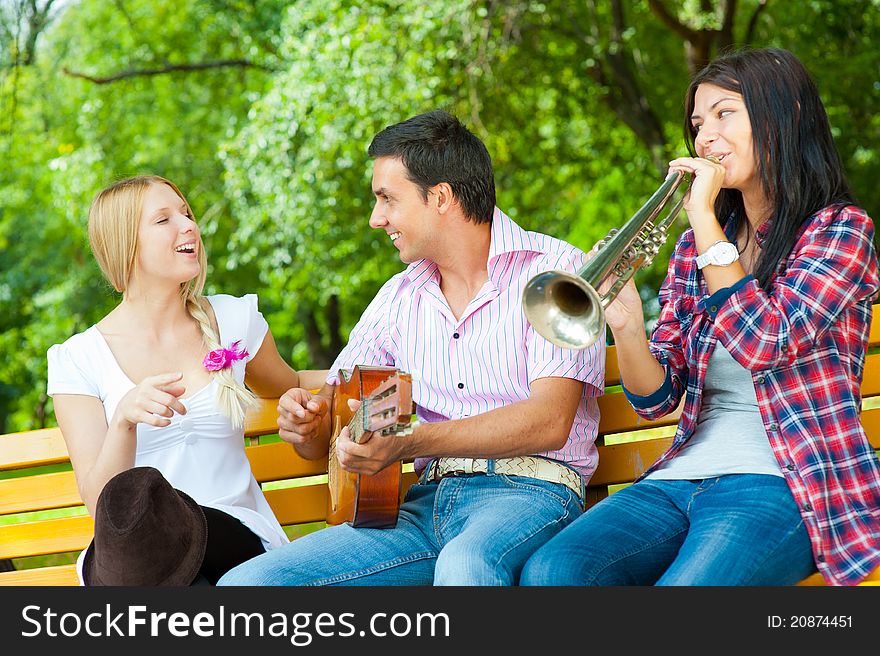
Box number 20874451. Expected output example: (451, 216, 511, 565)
(768, 616, 852, 629)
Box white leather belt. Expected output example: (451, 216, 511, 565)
(426, 456, 584, 504)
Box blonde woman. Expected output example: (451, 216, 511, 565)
(47, 175, 325, 585)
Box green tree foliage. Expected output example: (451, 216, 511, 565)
(0, 0, 288, 430)
(2, 0, 879, 431)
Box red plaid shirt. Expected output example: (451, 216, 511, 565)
(626, 204, 880, 585)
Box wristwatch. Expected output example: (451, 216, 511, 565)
(696, 240, 739, 269)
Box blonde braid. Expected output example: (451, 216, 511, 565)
(185, 294, 257, 429)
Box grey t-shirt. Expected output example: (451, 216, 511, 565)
(647, 343, 783, 480)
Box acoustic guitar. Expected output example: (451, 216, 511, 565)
(326, 366, 417, 528)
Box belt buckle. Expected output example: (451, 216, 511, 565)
(429, 459, 445, 481)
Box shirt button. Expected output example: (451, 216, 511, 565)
(709, 305, 718, 313)
(786, 464, 796, 471)
(802, 503, 812, 512)
(817, 553, 825, 563)
(457, 383, 464, 389)
(768, 422, 778, 431)
(453, 332, 460, 339)
(756, 375, 766, 384)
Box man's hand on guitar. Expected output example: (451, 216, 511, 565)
(335, 399, 408, 475)
(277, 387, 329, 447)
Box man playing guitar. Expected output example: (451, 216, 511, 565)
(218, 110, 605, 586)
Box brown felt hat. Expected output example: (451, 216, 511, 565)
(82, 466, 207, 586)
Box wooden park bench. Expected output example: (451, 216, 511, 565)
(3, 305, 880, 586)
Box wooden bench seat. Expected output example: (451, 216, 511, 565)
(3, 305, 880, 586)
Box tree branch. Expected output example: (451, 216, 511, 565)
(647, 0, 700, 42)
(719, 0, 737, 50)
(21, 0, 57, 65)
(62, 59, 274, 84)
(603, 0, 669, 170)
(744, 0, 769, 44)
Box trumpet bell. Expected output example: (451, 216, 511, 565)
(522, 166, 693, 350)
(522, 270, 604, 349)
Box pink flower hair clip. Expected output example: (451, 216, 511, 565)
(202, 340, 249, 371)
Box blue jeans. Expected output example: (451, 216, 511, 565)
(218, 471, 582, 586)
(520, 475, 817, 586)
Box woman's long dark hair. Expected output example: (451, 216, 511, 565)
(683, 48, 854, 290)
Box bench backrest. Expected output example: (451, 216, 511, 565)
(3, 304, 880, 585)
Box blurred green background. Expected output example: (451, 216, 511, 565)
(2, 0, 879, 433)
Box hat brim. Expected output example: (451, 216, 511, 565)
(83, 486, 208, 586)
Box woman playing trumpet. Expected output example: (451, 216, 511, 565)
(521, 47, 880, 586)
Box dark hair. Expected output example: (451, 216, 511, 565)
(683, 47, 854, 290)
(368, 109, 496, 224)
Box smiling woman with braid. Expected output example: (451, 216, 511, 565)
(47, 175, 326, 586)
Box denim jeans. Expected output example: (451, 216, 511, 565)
(520, 474, 817, 586)
(218, 471, 582, 586)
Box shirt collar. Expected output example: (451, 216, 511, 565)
(755, 219, 772, 246)
(401, 207, 544, 286)
(487, 206, 546, 262)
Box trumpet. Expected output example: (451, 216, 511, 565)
(522, 160, 712, 349)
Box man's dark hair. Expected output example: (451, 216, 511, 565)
(683, 47, 854, 291)
(368, 110, 496, 224)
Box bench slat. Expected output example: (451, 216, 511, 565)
(244, 400, 283, 437)
(861, 353, 880, 398)
(605, 345, 621, 387)
(0, 471, 81, 515)
(871, 309, 880, 347)
(858, 407, 880, 449)
(0, 515, 94, 559)
(0, 428, 68, 470)
(597, 393, 681, 435)
(0, 564, 80, 587)
(589, 439, 674, 487)
(246, 442, 327, 482)
(264, 485, 329, 526)
(798, 568, 880, 585)
(265, 471, 419, 526)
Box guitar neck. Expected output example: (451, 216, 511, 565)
(345, 399, 417, 445)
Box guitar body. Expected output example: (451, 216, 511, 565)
(326, 366, 414, 528)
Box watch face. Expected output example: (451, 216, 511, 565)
(697, 241, 739, 269)
(714, 241, 739, 265)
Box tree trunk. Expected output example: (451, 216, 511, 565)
(301, 295, 343, 368)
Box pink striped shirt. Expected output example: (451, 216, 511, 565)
(327, 208, 605, 481)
